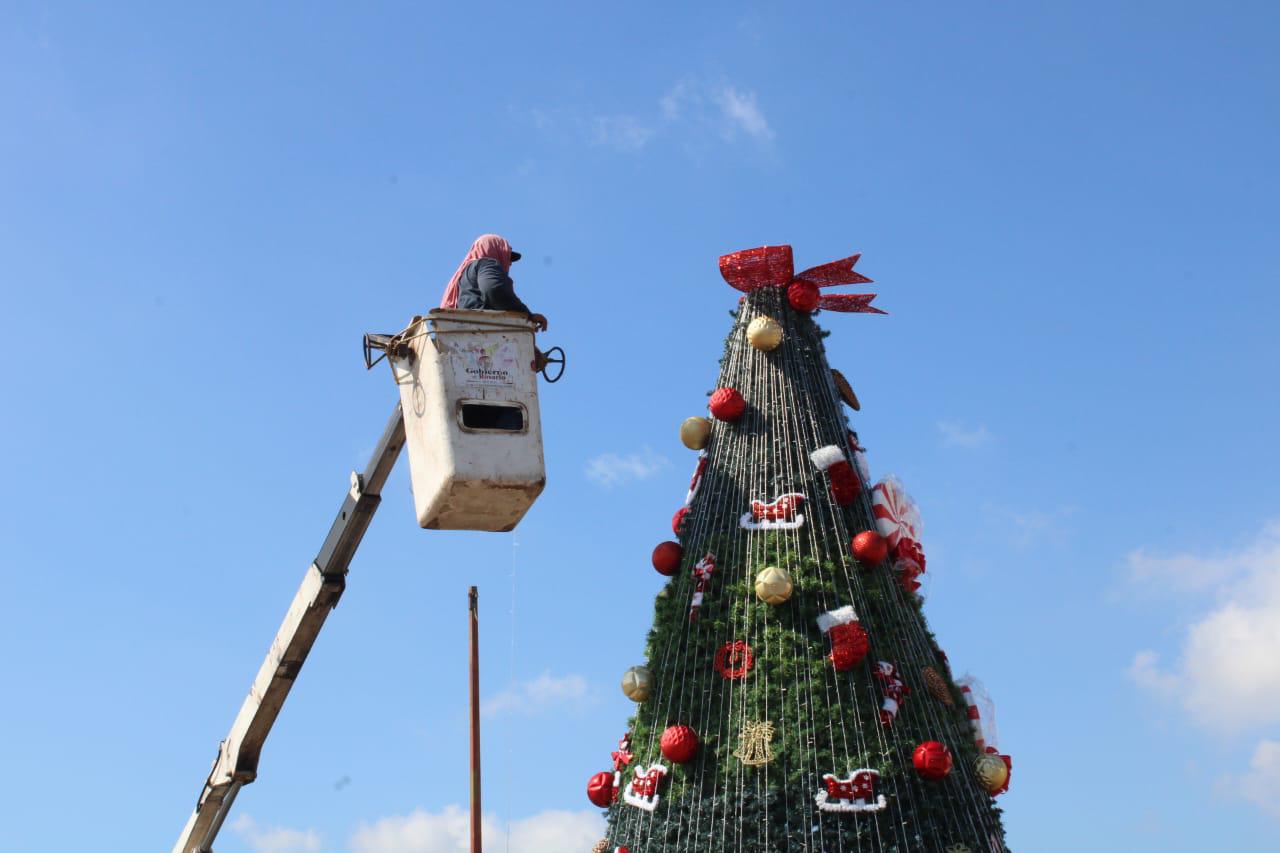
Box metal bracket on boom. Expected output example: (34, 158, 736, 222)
(172, 404, 406, 853)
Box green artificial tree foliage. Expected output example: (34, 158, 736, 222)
(596, 257, 1009, 852)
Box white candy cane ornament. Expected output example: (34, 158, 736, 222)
(873, 661, 911, 727)
(688, 553, 717, 622)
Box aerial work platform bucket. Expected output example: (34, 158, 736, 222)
(384, 309, 546, 532)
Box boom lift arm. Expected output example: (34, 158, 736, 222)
(172, 404, 406, 853)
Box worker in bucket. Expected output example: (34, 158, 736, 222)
(439, 234, 549, 332)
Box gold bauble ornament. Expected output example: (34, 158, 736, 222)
(621, 665, 653, 702)
(747, 316, 783, 351)
(974, 752, 1009, 794)
(922, 666, 955, 706)
(680, 416, 712, 450)
(754, 566, 793, 605)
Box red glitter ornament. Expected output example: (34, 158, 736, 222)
(709, 388, 746, 422)
(851, 531, 889, 566)
(652, 541, 683, 576)
(586, 771, 615, 807)
(912, 741, 953, 780)
(660, 724, 700, 764)
(672, 506, 689, 536)
(713, 641, 754, 680)
(787, 280, 820, 312)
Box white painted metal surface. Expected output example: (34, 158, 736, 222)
(392, 309, 546, 532)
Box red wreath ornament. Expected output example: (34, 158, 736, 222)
(714, 641, 755, 680)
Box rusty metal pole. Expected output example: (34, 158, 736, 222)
(468, 586, 482, 853)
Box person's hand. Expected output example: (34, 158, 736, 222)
(529, 313, 549, 332)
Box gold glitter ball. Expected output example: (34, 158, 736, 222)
(754, 566, 793, 605)
(621, 665, 653, 702)
(679, 416, 712, 450)
(747, 316, 784, 351)
(974, 752, 1009, 794)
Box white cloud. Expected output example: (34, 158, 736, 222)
(527, 78, 773, 155)
(590, 115, 654, 152)
(713, 86, 774, 141)
(230, 815, 322, 853)
(350, 805, 483, 853)
(584, 448, 668, 488)
(350, 806, 603, 853)
(1218, 740, 1280, 820)
(481, 671, 589, 717)
(1126, 521, 1280, 732)
(937, 420, 992, 448)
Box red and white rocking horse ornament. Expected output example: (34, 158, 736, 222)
(718, 244, 885, 316)
(740, 492, 807, 531)
(815, 768, 887, 813)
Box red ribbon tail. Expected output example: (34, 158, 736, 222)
(818, 294, 886, 314)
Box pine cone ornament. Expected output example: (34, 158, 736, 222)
(923, 666, 954, 706)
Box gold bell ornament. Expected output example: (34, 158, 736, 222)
(747, 315, 783, 352)
(680, 416, 712, 450)
(621, 665, 653, 702)
(754, 566, 793, 605)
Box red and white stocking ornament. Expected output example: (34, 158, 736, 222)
(739, 492, 806, 530)
(622, 764, 668, 812)
(873, 661, 911, 726)
(810, 445, 860, 506)
(815, 768, 887, 813)
(688, 553, 717, 622)
(817, 606, 870, 671)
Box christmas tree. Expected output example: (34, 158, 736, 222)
(588, 246, 1011, 853)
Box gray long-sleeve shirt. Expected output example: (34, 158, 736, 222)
(456, 258, 531, 315)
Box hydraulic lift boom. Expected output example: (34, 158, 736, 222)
(172, 404, 406, 853)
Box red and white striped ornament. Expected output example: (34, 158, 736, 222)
(871, 476, 921, 550)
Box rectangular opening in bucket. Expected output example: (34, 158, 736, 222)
(459, 401, 526, 433)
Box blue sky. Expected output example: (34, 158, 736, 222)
(2, 2, 1278, 851)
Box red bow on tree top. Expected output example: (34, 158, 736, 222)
(718, 244, 885, 314)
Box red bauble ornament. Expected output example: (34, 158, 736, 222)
(709, 388, 746, 422)
(652, 541, 683, 576)
(912, 741, 953, 780)
(672, 506, 689, 536)
(851, 531, 889, 566)
(660, 724, 700, 763)
(787, 280, 820, 312)
(586, 771, 615, 806)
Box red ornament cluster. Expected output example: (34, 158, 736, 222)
(652, 541, 683, 576)
(851, 530, 889, 566)
(912, 741, 953, 780)
(709, 387, 746, 422)
(713, 640, 754, 680)
(660, 724, 700, 764)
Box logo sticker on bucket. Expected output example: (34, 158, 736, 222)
(455, 339, 519, 387)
